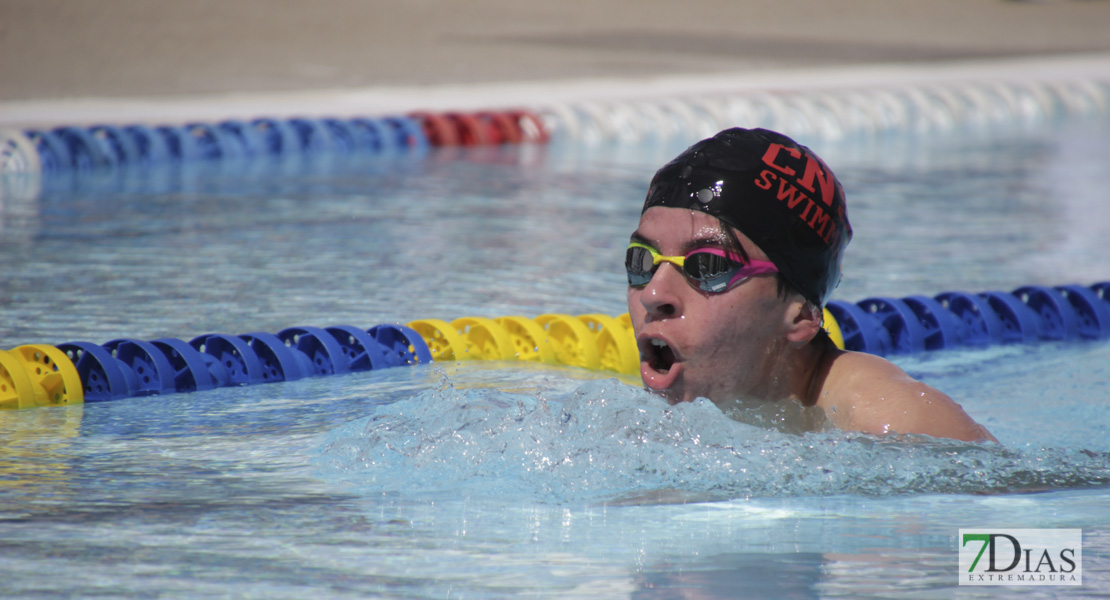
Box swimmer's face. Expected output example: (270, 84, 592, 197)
(627, 207, 793, 405)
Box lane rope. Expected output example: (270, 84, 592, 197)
(2, 282, 1107, 409)
(4, 79, 1107, 175)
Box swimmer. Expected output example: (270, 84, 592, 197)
(627, 128, 996, 442)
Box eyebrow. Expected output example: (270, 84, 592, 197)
(628, 231, 733, 255)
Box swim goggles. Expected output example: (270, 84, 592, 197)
(626, 241, 779, 293)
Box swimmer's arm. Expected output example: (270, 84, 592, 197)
(822, 352, 997, 443)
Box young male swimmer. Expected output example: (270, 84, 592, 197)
(626, 127, 996, 443)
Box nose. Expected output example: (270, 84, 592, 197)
(638, 261, 685, 321)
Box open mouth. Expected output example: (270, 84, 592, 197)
(646, 338, 676, 374)
(638, 335, 682, 392)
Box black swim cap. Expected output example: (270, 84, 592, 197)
(642, 128, 851, 307)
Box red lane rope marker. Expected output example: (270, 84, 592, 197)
(410, 110, 549, 147)
(446, 113, 491, 146)
(479, 111, 523, 144)
(411, 111, 460, 147)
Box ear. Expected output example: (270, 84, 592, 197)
(783, 299, 822, 344)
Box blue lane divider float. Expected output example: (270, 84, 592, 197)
(1, 281, 1108, 409)
(6, 110, 550, 175)
(21, 117, 430, 172)
(827, 282, 1110, 355)
(51, 324, 432, 403)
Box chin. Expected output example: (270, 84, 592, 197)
(664, 387, 701, 405)
(643, 383, 684, 405)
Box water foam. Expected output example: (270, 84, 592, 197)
(315, 369, 1110, 504)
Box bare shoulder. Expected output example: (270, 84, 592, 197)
(815, 350, 996, 443)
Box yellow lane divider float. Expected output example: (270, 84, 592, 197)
(0, 345, 84, 410)
(407, 313, 646, 375)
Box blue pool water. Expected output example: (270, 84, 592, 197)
(2, 103, 1110, 597)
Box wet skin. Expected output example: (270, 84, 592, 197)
(627, 206, 996, 442)
(628, 207, 797, 406)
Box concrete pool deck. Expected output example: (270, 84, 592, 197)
(3, 0, 1110, 127)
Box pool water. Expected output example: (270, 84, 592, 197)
(1, 111, 1109, 598)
